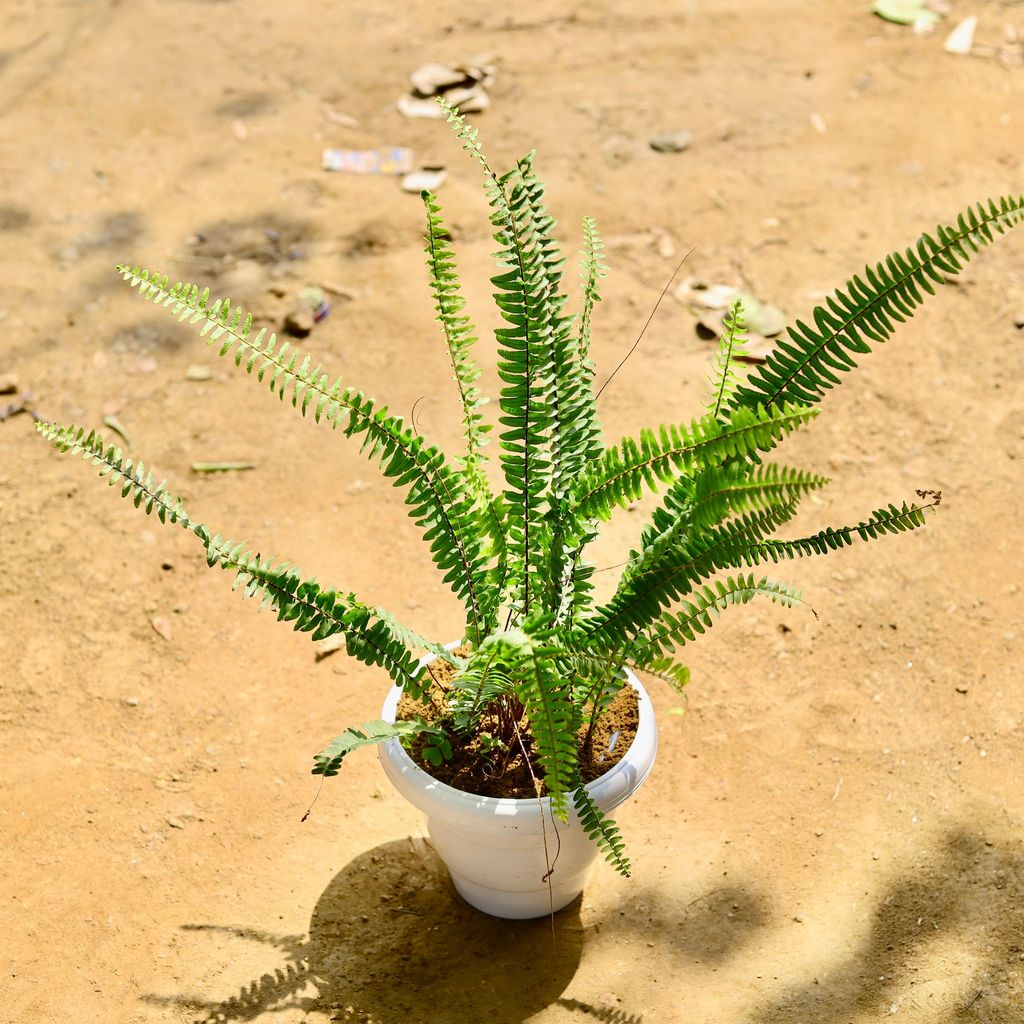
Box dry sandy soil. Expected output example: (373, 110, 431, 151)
(2, 1, 1024, 1022)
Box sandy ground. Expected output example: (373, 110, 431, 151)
(2, 1, 1024, 1022)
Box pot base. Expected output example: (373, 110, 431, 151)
(449, 867, 586, 919)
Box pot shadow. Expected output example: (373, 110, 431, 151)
(308, 840, 585, 1023)
(144, 839, 585, 1024)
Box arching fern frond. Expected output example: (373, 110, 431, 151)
(570, 403, 817, 521)
(115, 263, 494, 641)
(312, 719, 439, 777)
(573, 786, 630, 877)
(731, 194, 1024, 411)
(36, 422, 440, 694)
(634, 574, 804, 661)
(579, 502, 801, 649)
(624, 461, 830, 583)
(745, 494, 940, 564)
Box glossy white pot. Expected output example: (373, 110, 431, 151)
(378, 657, 658, 919)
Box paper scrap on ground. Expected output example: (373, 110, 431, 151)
(322, 147, 414, 174)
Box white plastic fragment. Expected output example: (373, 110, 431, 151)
(944, 16, 977, 55)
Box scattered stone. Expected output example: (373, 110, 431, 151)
(401, 166, 448, 193)
(284, 307, 315, 337)
(649, 130, 693, 154)
(399, 62, 495, 119)
(122, 697, 140, 707)
(814, 828, 824, 837)
(166, 816, 186, 830)
(315, 635, 346, 662)
(185, 364, 213, 381)
(129, 356, 158, 375)
(793, 912, 805, 923)
(1013, 312, 1024, 329)
(955, 685, 968, 695)
(809, 111, 827, 135)
(0, 373, 17, 395)
(150, 616, 173, 642)
(944, 16, 977, 55)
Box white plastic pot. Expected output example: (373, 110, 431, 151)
(378, 657, 658, 919)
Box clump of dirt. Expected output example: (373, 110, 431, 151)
(395, 652, 640, 800)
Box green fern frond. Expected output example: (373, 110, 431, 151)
(198, 532, 432, 693)
(503, 631, 577, 820)
(580, 502, 801, 648)
(421, 189, 493, 503)
(36, 422, 192, 527)
(571, 403, 817, 521)
(626, 461, 830, 581)
(707, 299, 749, 419)
(442, 110, 555, 620)
(573, 786, 631, 876)
(748, 495, 940, 563)
(731, 194, 1024, 411)
(577, 216, 606, 383)
(626, 655, 691, 695)
(115, 263, 494, 641)
(37, 422, 436, 694)
(635, 575, 803, 660)
(312, 719, 436, 777)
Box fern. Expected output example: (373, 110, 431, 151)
(115, 263, 494, 642)
(570, 403, 817, 521)
(707, 299, 749, 419)
(421, 189, 493, 504)
(38, 105, 1023, 882)
(573, 786, 631, 877)
(731, 195, 1024, 411)
(312, 719, 439, 777)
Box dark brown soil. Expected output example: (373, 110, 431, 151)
(396, 655, 640, 799)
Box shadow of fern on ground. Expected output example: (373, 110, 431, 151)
(144, 839, 590, 1024)
(747, 829, 1024, 1024)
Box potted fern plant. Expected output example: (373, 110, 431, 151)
(39, 103, 1023, 919)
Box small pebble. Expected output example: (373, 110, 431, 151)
(185, 364, 213, 381)
(1013, 312, 1024, 329)
(793, 913, 805, 923)
(814, 829, 824, 837)
(122, 697, 140, 707)
(649, 130, 693, 153)
(284, 308, 315, 337)
(166, 817, 186, 830)
(0, 373, 18, 395)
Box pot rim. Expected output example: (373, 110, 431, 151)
(378, 647, 657, 819)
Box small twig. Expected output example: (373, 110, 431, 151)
(191, 461, 256, 473)
(511, 718, 560, 934)
(965, 989, 983, 1011)
(595, 247, 695, 401)
(300, 774, 326, 822)
(410, 395, 426, 438)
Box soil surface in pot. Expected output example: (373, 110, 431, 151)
(395, 653, 640, 799)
